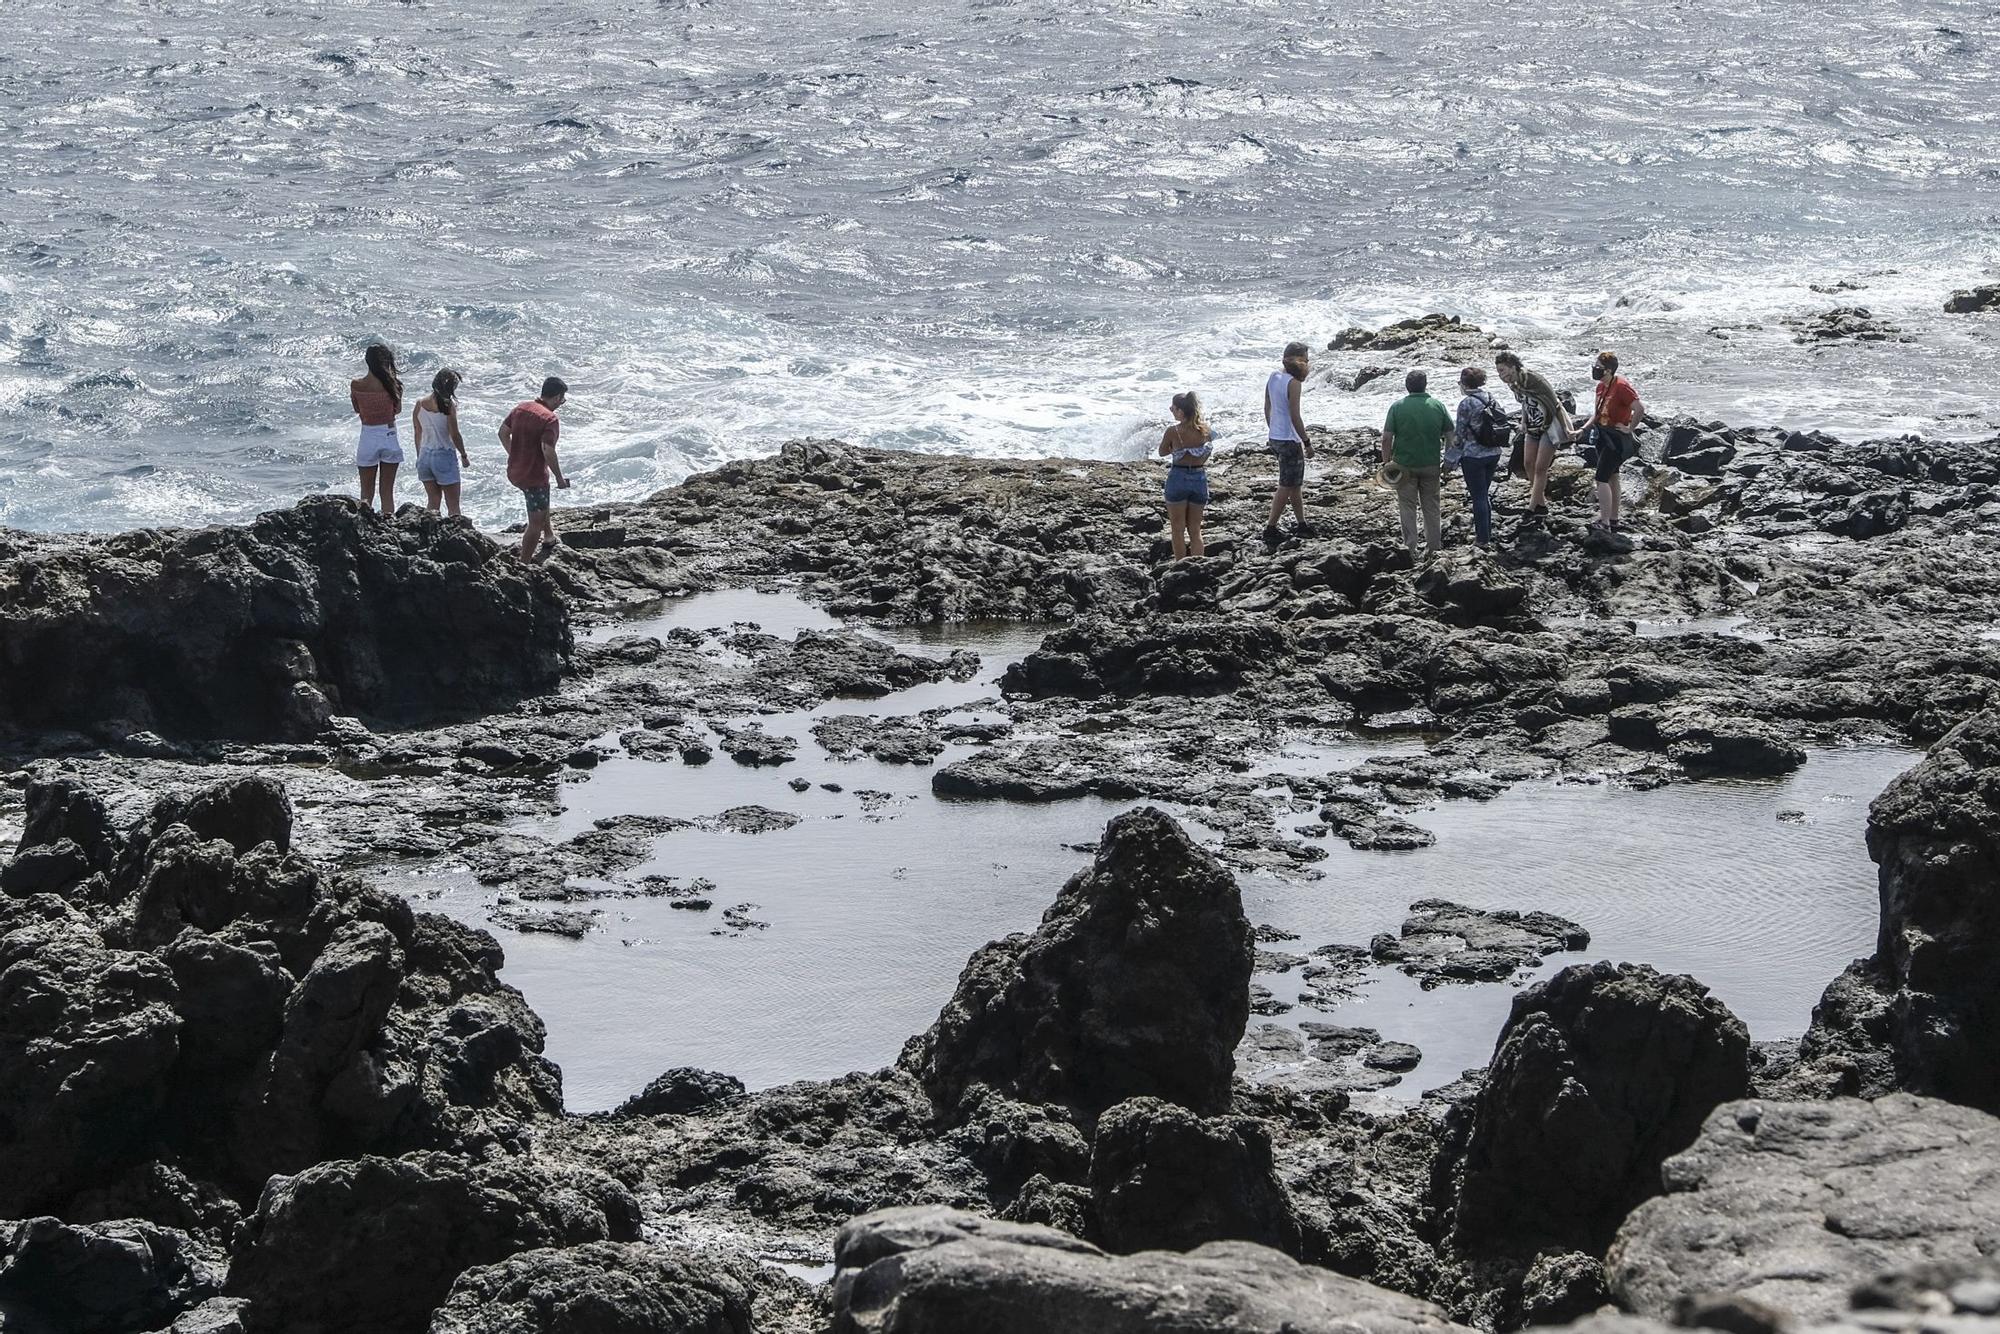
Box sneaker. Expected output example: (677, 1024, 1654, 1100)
(1293, 522, 1318, 539)
(1263, 525, 1283, 544)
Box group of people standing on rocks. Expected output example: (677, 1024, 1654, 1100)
(347, 344, 573, 561)
(1156, 341, 1645, 559)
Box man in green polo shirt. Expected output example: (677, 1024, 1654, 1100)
(1381, 369, 1454, 556)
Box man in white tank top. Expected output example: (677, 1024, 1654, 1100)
(1263, 341, 1316, 542)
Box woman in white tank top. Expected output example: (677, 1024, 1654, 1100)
(412, 368, 472, 517)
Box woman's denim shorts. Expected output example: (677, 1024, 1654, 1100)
(1164, 466, 1209, 506)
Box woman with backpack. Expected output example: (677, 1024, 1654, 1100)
(1451, 366, 1508, 547)
(1588, 349, 1644, 532)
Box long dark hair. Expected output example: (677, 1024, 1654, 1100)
(364, 344, 402, 412)
(431, 368, 461, 415)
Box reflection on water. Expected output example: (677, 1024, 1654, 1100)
(430, 591, 1913, 1112)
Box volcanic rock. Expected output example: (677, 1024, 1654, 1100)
(225, 1152, 641, 1334)
(615, 1067, 748, 1118)
(1088, 1097, 1302, 1256)
(0, 1215, 223, 1334)
(830, 1205, 1474, 1334)
(1446, 961, 1751, 1258)
(1606, 1096, 2000, 1324)
(427, 1241, 789, 1334)
(1369, 899, 1590, 987)
(900, 807, 1252, 1125)
(0, 498, 568, 742)
(1945, 285, 2000, 314)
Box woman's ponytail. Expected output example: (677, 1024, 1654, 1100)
(1173, 391, 1212, 440)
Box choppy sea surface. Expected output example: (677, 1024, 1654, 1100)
(3, 0, 1998, 532)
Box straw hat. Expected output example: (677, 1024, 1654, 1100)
(1379, 462, 1406, 486)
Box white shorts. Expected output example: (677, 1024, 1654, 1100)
(356, 424, 404, 467)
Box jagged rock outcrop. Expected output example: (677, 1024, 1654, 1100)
(0, 1215, 223, 1334)
(900, 807, 1253, 1125)
(830, 1205, 1475, 1334)
(1088, 1097, 1302, 1257)
(614, 1067, 748, 1118)
(1444, 962, 1751, 1258)
(0, 774, 562, 1222)
(0, 497, 568, 742)
(226, 1152, 641, 1334)
(1796, 709, 2000, 1110)
(1607, 1096, 2000, 1324)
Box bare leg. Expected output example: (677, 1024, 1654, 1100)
(423, 480, 443, 513)
(441, 482, 462, 519)
(1529, 446, 1553, 510)
(358, 466, 377, 508)
(1290, 489, 1307, 524)
(1167, 502, 1188, 559)
(1267, 490, 1286, 528)
(518, 514, 545, 562)
(1187, 504, 1205, 558)
(377, 462, 400, 514)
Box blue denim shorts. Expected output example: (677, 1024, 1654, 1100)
(416, 447, 461, 487)
(1164, 466, 1209, 506)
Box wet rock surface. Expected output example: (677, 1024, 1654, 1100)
(1370, 900, 1591, 987)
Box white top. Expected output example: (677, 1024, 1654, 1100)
(1266, 371, 1301, 442)
(415, 406, 452, 452)
(1170, 430, 1213, 467)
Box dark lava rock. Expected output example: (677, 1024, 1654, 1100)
(1798, 708, 2000, 1111)
(225, 1152, 641, 1334)
(0, 498, 568, 742)
(1369, 899, 1589, 987)
(944, 1090, 1091, 1201)
(708, 721, 796, 767)
(0, 1215, 222, 1334)
(830, 1205, 1473, 1334)
(1446, 961, 1751, 1258)
(0, 776, 563, 1220)
(930, 739, 1115, 803)
(1001, 617, 1288, 699)
(900, 806, 1252, 1126)
(1783, 308, 1904, 344)
(813, 715, 947, 766)
(488, 907, 598, 938)
(1945, 285, 2000, 314)
(428, 1241, 781, 1334)
(1607, 1096, 2000, 1324)
(1518, 1250, 1611, 1327)
(614, 1067, 747, 1118)
(1088, 1096, 1302, 1257)
(1319, 796, 1436, 851)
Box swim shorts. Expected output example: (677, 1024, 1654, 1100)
(1269, 439, 1304, 488)
(356, 424, 403, 468)
(1164, 466, 1209, 506)
(416, 447, 462, 487)
(520, 485, 551, 514)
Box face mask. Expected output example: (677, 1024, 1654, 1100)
(1592, 365, 1607, 381)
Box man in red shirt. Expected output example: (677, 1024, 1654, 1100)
(1589, 351, 1642, 533)
(498, 376, 572, 561)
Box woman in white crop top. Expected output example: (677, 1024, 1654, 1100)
(412, 368, 473, 517)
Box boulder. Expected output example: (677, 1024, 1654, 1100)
(0, 1216, 222, 1334)
(830, 1205, 1475, 1334)
(1797, 708, 2000, 1111)
(1088, 1097, 1302, 1256)
(427, 1242, 767, 1334)
(0, 497, 568, 742)
(1945, 285, 2000, 314)
(1000, 618, 1289, 699)
(226, 1153, 642, 1334)
(900, 807, 1253, 1126)
(0, 776, 564, 1219)
(1606, 1096, 2000, 1324)
(1446, 962, 1751, 1258)
(614, 1067, 748, 1118)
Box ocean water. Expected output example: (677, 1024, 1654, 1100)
(3, 0, 1998, 532)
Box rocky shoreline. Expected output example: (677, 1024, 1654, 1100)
(6, 359, 2000, 1332)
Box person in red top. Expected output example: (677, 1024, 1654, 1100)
(1589, 349, 1642, 533)
(497, 375, 572, 562)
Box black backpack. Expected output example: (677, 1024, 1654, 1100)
(1474, 395, 1513, 450)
